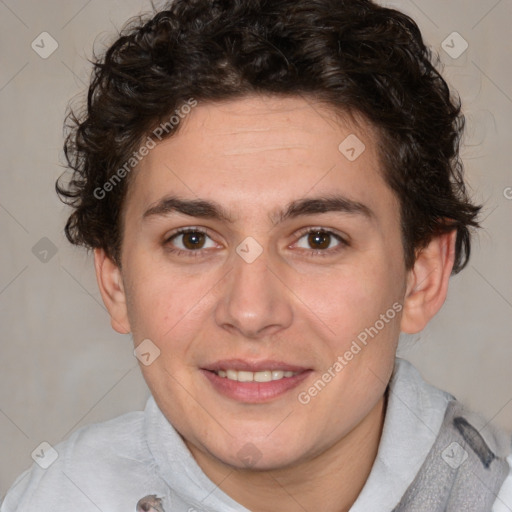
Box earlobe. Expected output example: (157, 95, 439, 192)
(93, 248, 131, 334)
(400, 230, 457, 334)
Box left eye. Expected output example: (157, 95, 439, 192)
(168, 230, 217, 251)
(295, 230, 344, 251)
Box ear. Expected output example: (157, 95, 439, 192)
(400, 230, 457, 334)
(94, 248, 131, 334)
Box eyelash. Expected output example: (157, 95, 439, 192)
(164, 227, 217, 258)
(164, 227, 349, 258)
(294, 226, 349, 257)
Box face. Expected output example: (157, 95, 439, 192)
(110, 95, 410, 470)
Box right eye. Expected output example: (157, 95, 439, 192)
(164, 228, 219, 256)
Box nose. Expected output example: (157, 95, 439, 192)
(214, 248, 293, 339)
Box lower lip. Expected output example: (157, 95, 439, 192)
(201, 369, 313, 403)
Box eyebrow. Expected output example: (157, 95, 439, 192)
(142, 195, 374, 225)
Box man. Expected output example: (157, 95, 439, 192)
(2, 0, 511, 510)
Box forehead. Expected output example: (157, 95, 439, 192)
(125, 95, 396, 223)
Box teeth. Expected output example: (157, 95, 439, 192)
(254, 371, 272, 382)
(238, 371, 254, 382)
(215, 369, 299, 382)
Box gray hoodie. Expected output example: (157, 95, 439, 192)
(2, 359, 511, 511)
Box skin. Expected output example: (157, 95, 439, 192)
(95, 95, 456, 512)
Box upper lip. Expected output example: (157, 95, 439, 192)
(202, 359, 310, 373)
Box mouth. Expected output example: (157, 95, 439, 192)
(201, 359, 312, 403)
(215, 369, 299, 382)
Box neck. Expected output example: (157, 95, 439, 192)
(188, 393, 387, 512)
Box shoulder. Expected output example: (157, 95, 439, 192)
(392, 359, 512, 511)
(1, 408, 155, 511)
(494, 452, 512, 512)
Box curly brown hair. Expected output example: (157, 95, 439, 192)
(57, 0, 481, 272)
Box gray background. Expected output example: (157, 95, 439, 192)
(1, 0, 511, 498)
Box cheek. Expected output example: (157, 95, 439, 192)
(294, 263, 401, 416)
(297, 260, 403, 340)
(123, 256, 210, 342)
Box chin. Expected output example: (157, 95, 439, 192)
(197, 428, 316, 471)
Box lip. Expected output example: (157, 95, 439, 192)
(200, 359, 313, 403)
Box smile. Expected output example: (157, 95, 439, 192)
(215, 369, 299, 382)
(201, 360, 312, 403)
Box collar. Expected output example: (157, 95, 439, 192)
(349, 358, 452, 511)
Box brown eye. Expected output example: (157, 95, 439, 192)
(307, 231, 332, 250)
(295, 228, 347, 254)
(181, 231, 206, 250)
(167, 229, 217, 252)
